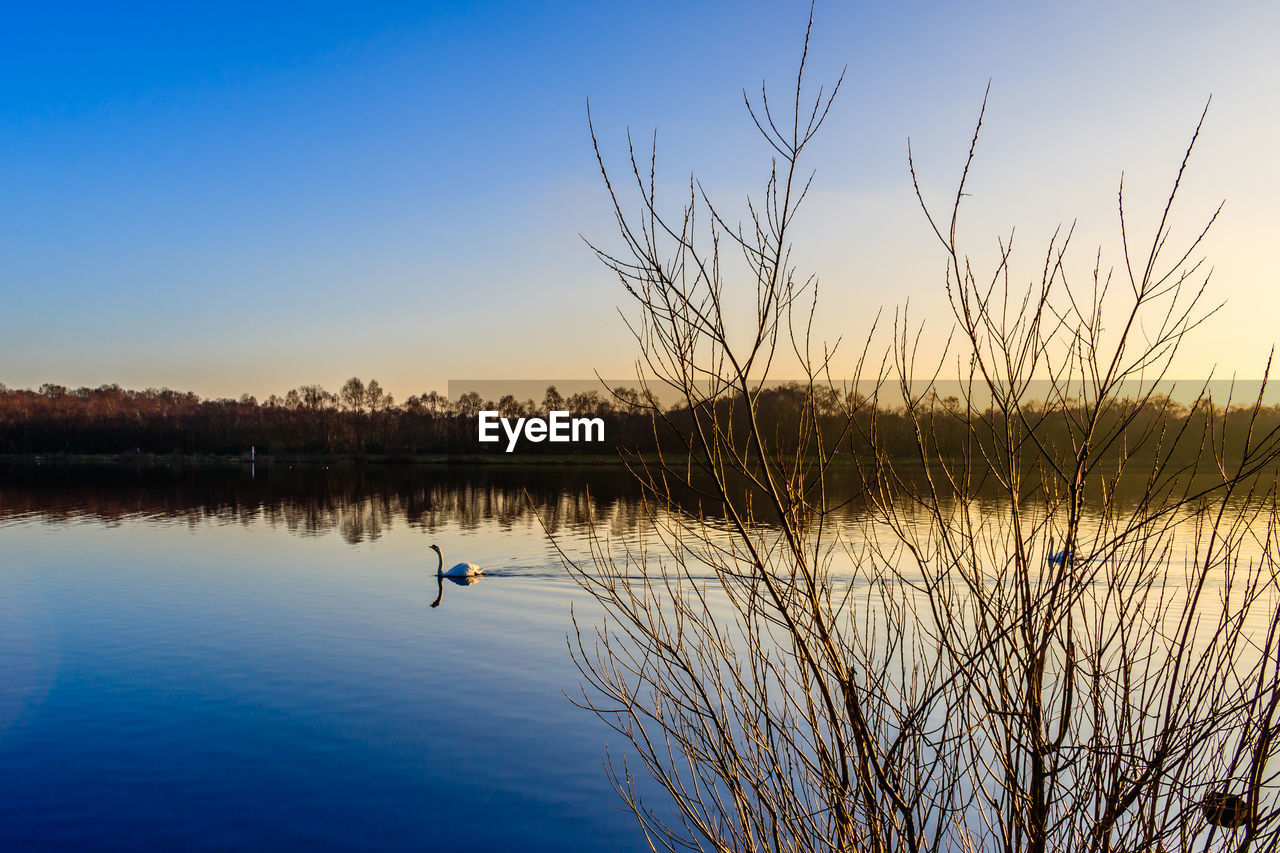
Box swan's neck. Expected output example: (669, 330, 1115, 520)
(435, 548, 443, 576)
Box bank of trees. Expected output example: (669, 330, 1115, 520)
(1, 377, 1277, 467)
(0, 380, 654, 456)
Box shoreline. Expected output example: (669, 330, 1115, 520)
(1, 451, 636, 467)
(0, 450, 886, 468)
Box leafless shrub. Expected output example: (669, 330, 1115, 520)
(562, 12, 1280, 852)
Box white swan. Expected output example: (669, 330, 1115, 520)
(431, 544, 483, 577)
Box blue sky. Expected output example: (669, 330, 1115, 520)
(1, 1, 1276, 400)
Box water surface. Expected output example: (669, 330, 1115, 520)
(0, 462, 656, 851)
(4, 460, 1273, 849)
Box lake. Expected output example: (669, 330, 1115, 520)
(0, 461, 670, 851)
(4, 460, 1276, 851)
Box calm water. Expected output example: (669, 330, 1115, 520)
(3, 461, 1273, 850)
(0, 462, 664, 851)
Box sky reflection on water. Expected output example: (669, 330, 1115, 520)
(0, 462, 658, 851)
(3, 460, 1275, 849)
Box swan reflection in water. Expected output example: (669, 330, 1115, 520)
(430, 568, 483, 608)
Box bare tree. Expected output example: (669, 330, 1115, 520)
(872, 93, 1280, 853)
(456, 391, 483, 418)
(564, 11, 1280, 853)
(544, 385, 565, 413)
(340, 376, 367, 414)
(365, 378, 387, 412)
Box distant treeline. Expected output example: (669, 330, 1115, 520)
(0, 379, 656, 456)
(0, 377, 1276, 466)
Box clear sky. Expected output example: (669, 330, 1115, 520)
(1, 1, 1276, 401)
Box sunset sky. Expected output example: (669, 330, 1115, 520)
(1, 1, 1276, 402)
